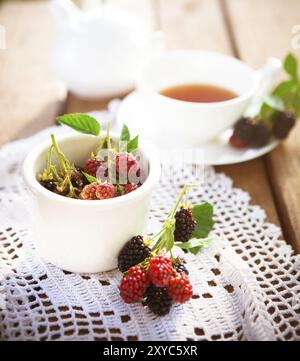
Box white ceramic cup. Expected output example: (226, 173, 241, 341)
(134, 50, 282, 148)
(22, 133, 160, 273)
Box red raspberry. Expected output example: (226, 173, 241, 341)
(115, 153, 138, 175)
(95, 182, 116, 200)
(229, 134, 248, 149)
(119, 266, 149, 303)
(124, 183, 139, 194)
(80, 183, 99, 200)
(84, 159, 102, 177)
(167, 272, 193, 303)
(148, 256, 174, 287)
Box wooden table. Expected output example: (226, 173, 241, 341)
(0, 0, 299, 253)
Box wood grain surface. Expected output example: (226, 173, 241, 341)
(0, 0, 66, 145)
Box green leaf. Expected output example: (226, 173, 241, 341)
(175, 237, 212, 255)
(127, 135, 139, 153)
(287, 89, 300, 115)
(283, 53, 298, 80)
(272, 79, 297, 98)
(259, 95, 284, 119)
(192, 202, 214, 239)
(82, 172, 99, 184)
(259, 102, 274, 119)
(120, 124, 130, 142)
(188, 247, 203, 255)
(293, 85, 300, 117)
(57, 113, 100, 136)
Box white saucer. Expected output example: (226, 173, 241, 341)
(117, 91, 279, 166)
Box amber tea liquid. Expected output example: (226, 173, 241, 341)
(160, 83, 237, 103)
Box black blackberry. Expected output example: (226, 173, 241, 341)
(71, 166, 89, 190)
(40, 180, 57, 192)
(75, 165, 88, 180)
(272, 111, 296, 139)
(144, 284, 172, 316)
(250, 122, 271, 148)
(118, 235, 151, 272)
(174, 261, 189, 275)
(233, 117, 256, 144)
(174, 207, 196, 243)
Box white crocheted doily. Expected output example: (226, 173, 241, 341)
(0, 104, 299, 341)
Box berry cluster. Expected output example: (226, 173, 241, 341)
(39, 137, 141, 200)
(81, 152, 141, 200)
(118, 240, 193, 315)
(117, 185, 214, 316)
(230, 111, 296, 149)
(80, 182, 117, 200)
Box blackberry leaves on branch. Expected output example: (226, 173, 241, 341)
(230, 53, 299, 149)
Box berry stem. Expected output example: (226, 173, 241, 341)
(106, 121, 112, 150)
(151, 184, 195, 253)
(51, 134, 70, 176)
(170, 249, 175, 263)
(169, 184, 193, 218)
(67, 177, 78, 199)
(46, 145, 54, 174)
(93, 135, 106, 158)
(39, 145, 55, 181)
(105, 122, 117, 184)
(50, 164, 63, 182)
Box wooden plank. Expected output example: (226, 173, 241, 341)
(65, 96, 111, 114)
(224, 0, 300, 68)
(0, 0, 67, 145)
(158, 0, 232, 53)
(224, 0, 300, 252)
(158, 0, 281, 229)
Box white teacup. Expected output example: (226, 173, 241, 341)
(132, 50, 281, 148)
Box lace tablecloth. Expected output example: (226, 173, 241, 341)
(0, 108, 299, 341)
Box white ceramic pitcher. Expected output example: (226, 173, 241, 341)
(50, 0, 164, 99)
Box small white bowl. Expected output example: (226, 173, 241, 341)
(22, 132, 160, 273)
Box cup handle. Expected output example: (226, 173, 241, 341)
(254, 57, 282, 97)
(245, 57, 282, 117)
